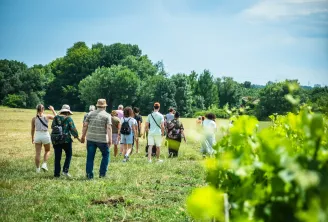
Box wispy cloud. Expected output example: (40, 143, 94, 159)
(243, 0, 328, 20)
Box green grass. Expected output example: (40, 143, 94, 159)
(0, 106, 270, 221)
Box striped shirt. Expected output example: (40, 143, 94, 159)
(85, 109, 112, 143)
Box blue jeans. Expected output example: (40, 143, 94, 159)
(86, 140, 110, 179)
(53, 142, 72, 177)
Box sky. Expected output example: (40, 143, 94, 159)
(0, 0, 328, 86)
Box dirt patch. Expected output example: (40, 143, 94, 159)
(91, 196, 126, 207)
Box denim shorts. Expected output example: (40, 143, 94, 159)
(120, 133, 133, 144)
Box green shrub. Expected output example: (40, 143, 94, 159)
(2, 93, 27, 108)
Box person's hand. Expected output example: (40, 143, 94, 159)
(48, 105, 54, 111)
(184, 138, 187, 143)
(76, 137, 81, 143)
(80, 137, 85, 144)
(108, 141, 112, 147)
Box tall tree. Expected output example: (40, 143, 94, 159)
(218, 77, 242, 107)
(120, 55, 157, 80)
(197, 70, 218, 109)
(171, 74, 193, 117)
(44, 42, 101, 110)
(79, 65, 140, 111)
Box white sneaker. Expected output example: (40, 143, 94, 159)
(148, 159, 152, 163)
(62, 172, 72, 178)
(157, 159, 164, 163)
(36, 168, 41, 173)
(41, 163, 48, 171)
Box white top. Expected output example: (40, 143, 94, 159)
(203, 119, 217, 136)
(146, 111, 164, 136)
(35, 116, 48, 131)
(166, 113, 174, 122)
(120, 117, 137, 134)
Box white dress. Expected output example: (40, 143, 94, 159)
(200, 119, 217, 155)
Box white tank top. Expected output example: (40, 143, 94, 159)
(35, 115, 49, 131)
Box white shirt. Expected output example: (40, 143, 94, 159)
(146, 111, 164, 136)
(203, 119, 217, 136)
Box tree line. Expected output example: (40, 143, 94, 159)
(0, 41, 327, 119)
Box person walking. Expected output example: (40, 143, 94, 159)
(51, 104, 80, 177)
(116, 104, 124, 119)
(133, 107, 142, 153)
(200, 113, 217, 157)
(166, 112, 186, 157)
(111, 110, 121, 157)
(116, 104, 124, 155)
(81, 99, 112, 179)
(166, 108, 175, 123)
(145, 102, 165, 163)
(83, 105, 95, 122)
(119, 107, 138, 162)
(31, 104, 57, 173)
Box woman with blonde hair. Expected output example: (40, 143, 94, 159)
(31, 104, 57, 173)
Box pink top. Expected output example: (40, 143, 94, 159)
(116, 110, 123, 119)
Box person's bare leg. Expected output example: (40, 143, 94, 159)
(123, 144, 127, 156)
(125, 144, 132, 156)
(136, 139, 139, 153)
(156, 146, 160, 159)
(148, 145, 153, 161)
(43, 144, 51, 163)
(114, 145, 118, 157)
(35, 143, 42, 168)
(120, 143, 124, 155)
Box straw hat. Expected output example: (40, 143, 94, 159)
(111, 110, 118, 116)
(59, 104, 73, 115)
(96, 99, 108, 107)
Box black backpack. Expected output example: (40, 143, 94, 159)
(51, 116, 69, 144)
(120, 118, 131, 135)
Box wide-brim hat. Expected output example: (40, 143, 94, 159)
(59, 104, 73, 115)
(96, 99, 108, 107)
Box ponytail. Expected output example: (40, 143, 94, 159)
(36, 104, 44, 116)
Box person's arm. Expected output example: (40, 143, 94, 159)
(81, 122, 88, 143)
(134, 122, 138, 141)
(31, 117, 35, 144)
(45, 106, 57, 120)
(68, 118, 80, 141)
(161, 122, 165, 136)
(117, 122, 121, 140)
(107, 124, 112, 147)
(181, 124, 186, 142)
(107, 116, 112, 147)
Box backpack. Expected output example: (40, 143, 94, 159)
(51, 116, 69, 144)
(120, 118, 131, 135)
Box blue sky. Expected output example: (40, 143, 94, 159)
(0, 0, 327, 86)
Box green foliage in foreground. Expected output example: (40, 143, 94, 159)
(187, 107, 328, 221)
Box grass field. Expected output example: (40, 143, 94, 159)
(0, 106, 270, 221)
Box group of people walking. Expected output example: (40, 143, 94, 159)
(31, 99, 216, 179)
(31, 99, 201, 179)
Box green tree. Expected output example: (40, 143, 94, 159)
(187, 70, 198, 96)
(44, 42, 101, 110)
(99, 43, 141, 67)
(120, 55, 157, 80)
(197, 70, 218, 109)
(79, 65, 140, 111)
(309, 86, 328, 114)
(218, 77, 242, 107)
(137, 75, 176, 113)
(256, 80, 304, 119)
(0, 59, 26, 102)
(171, 74, 193, 117)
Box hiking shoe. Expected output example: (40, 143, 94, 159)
(41, 163, 48, 171)
(36, 168, 41, 173)
(157, 159, 164, 163)
(62, 172, 72, 178)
